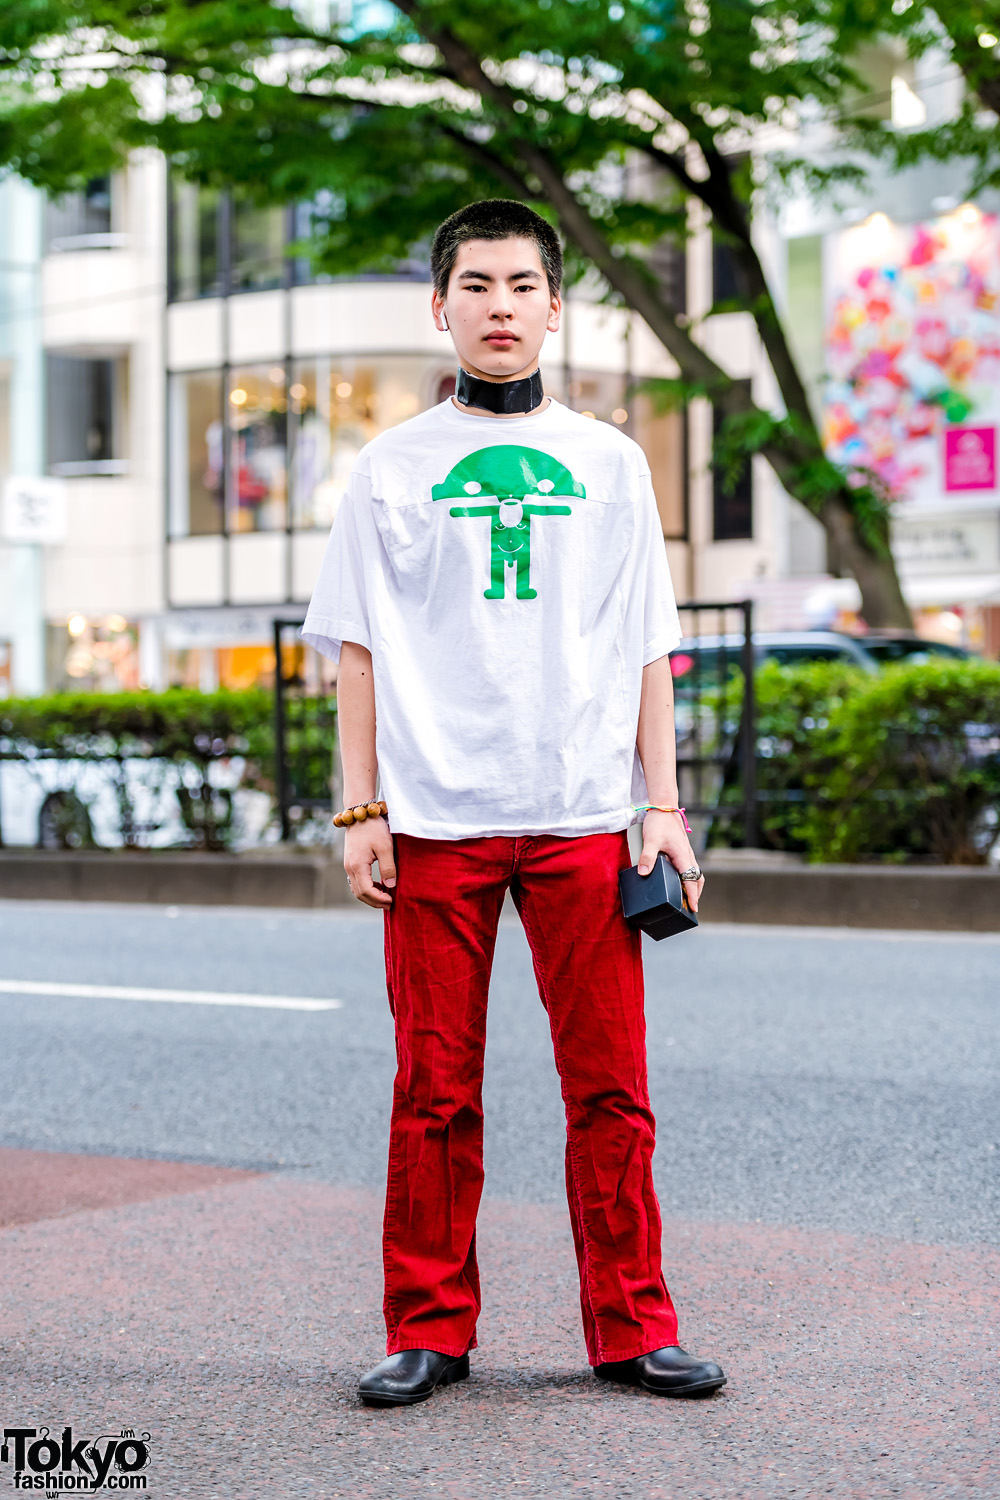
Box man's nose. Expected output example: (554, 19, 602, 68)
(489, 290, 515, 319)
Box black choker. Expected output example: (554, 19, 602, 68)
(455, 367, 544, 415)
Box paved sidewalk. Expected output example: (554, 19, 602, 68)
(0, 1150, 996, 1499)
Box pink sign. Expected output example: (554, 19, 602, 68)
(944, 426, 996, 492)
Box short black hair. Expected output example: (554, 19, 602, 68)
(430, 200, 563, 297)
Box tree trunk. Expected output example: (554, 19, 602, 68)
(818, 494, 913, 628)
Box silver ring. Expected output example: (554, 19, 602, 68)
(678, 866, 703, 882)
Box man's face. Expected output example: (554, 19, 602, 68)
(432, 236, 561, 382)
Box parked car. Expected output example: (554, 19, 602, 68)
(668, 630, 877, 695)
(668, 630, 973, 690)
(853, 632, 973, 665)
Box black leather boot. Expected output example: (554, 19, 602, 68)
(359, 1349, 471, 1407)
(594, 1345, 726, 1397)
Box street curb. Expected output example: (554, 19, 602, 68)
(0, 849, 351, 908)
(699, 861, 1000, 932)
(0, 850, 997, 929)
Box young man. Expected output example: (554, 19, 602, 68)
(302, 199, 726, 1408)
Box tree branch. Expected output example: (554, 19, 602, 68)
(383, 0, 912, 623)
(933, 7, 1000, 118)
(393, 0, 740, 391)
(436, 121, 534, 201)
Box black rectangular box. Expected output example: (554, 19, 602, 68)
(619, 854, 699, 941)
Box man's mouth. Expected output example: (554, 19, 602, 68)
(485, 333, 518, 346)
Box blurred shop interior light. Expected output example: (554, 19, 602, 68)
(68, 613, 87, 637)
(230, 387, 248, 406)
(105, 614, 128, 634)
(853, 211, 894, 251)
(890, 75, 926, 128)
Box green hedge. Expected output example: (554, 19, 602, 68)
(4, 668, 999, 863)
(0, 688, 275, 766)
(1, 687, 340, 848)
(742, 659, 1000, 864)
(0, 689, 290, 849)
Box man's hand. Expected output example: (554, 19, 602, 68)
(344, 818, 397, 909)
(637, 809, 705, 914)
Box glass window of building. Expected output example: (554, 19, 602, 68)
(289, 357, 425, 529)
(649, 237, 687, 317)
(712, 230, 743, 308)
(46, 617, 140, 693)
(169, 181, 224, 301)
(713, 384, 753, 541)
(45, 177, 114, 250)
(290, 195, 336, 287)
(168, 372, 225, 536)
(231, 199, 287, 293)
(46, 354, 126, 475)
(228, 366, 288, 531)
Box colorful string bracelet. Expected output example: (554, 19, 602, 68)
(631, 803, 692, 833)
(334, 800, 388, 827)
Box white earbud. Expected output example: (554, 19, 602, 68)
(441, 314, 449, 331)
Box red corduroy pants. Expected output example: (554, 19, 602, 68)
(381, 830, 680, 1366)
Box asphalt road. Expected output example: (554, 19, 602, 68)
(0, 900, 997, 1245)
(0, 899, 998, 1500)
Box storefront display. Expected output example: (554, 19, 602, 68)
(824, 206, 1000, 650)
(227, 366, 288, 532)
(289, 357, 427, 529)
(168, 371, 224, 536)
(824, 206, 1000, 508)
(164, 351, 688, 685)
(46, 616, 141, 692)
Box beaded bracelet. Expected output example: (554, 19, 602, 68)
(333, 800, 388, 827)
(631, 803, 692, 834)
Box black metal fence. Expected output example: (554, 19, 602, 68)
(273, 618, 338, 841)
(275, 604, 757, 849)
(673, 600, 756, 849)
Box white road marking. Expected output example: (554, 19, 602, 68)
(0, 979, 342, 1011)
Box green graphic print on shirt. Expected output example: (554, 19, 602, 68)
(431, 445, 586, 600)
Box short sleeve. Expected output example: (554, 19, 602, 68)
(301, 469, 374, 662)
(638, 468, 683, 665)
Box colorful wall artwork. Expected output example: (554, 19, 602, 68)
(823, 210, 1000, 507)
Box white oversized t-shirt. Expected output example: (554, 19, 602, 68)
(302, 397, 682, 840)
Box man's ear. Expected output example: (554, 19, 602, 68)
(431, 288, 450, 333)
(547, 293, 562, 333)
